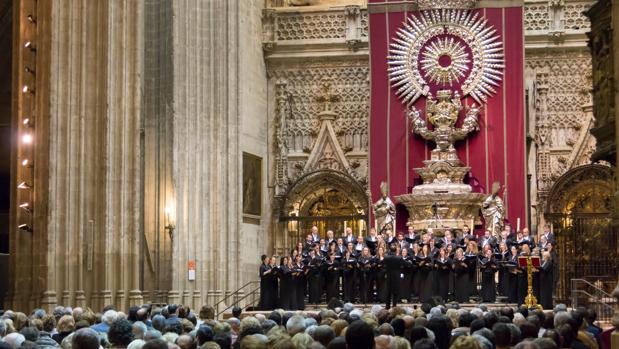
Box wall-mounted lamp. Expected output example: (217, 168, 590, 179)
(27, 14, 36, 24)
(24, 41, 36, 52)
(22, 85, 34, 94)
(23, 118, 34, 127)
(22, 133, 33, 144)
(18, 224, 33, 232)
(164, 206, 176, 240)
(25, 66, 35, 75)
(19, 203, 32, 213)
(18, 181, 32, 189)
(21, 159, 33, 168)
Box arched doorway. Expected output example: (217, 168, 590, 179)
(545, 164, 616, 302)
(275, 170, 368, 255)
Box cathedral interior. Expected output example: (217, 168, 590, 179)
(0, 0, 618, 325)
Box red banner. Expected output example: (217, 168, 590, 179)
(369, 2, 525, 233)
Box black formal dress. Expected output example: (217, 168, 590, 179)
(453, 257, 469, 303)
(384, 254, 404, 309)
(279, 265, 295, 309)
(342, 257, 357, 302)
(532, 264, 541, 302)
(539, 259, 554, 309)
(358, 255, 374, 303)
(465, 253, 478, 297)
(270, 266, 280, 308)
(307, 256, 323, 304)
(417, 255, 434, 303)
(398, 256, 413, 301)
(506, 255, 519, 304)
(324, 260, 341, 302)
(259, 263, 275, 310)
(497, 251, 510, 297)
(479, 257, 497, 302)
(516, 259, 528, 305)
(294, 263, 306, 310)
(434, 258, 452, 302)
(376, 257, 388, 303)
(411, 257, 421, 299)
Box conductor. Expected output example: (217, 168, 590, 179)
(384, 244, 404, 309)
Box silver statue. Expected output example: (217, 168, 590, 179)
(409, 90, 480, 161)
(482, 181, 505, 235)
(374, 181, 396, 235)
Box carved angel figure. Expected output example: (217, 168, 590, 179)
(374, 181, 396, 234)
(482, 181, 505, 235)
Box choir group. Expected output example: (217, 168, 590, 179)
(259, 224, 558, 311)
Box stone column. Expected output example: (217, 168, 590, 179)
(8, 0, 145, 311)
(169, 0, 242, 305)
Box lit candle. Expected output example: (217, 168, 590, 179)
(517, 218, 520, 233)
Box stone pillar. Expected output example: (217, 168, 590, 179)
(169, 0, 256, 305)
(7, 0, 145, 311)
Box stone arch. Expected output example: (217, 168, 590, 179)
(544, 164, 616, 302)
(274, 170, 368, 254)
(280, 169, 367, 217)
(545, 164, 614, 216)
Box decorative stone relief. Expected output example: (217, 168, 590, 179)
(524, 0, 592, 34)
(269, 61, 369, 203)
(527, 50, 596, 212)
(276, 12, 347, 40)
(525, 3, 551, 31)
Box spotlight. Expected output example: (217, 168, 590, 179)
(18, 181, 32, 189)
(22, 159, 33, 167)
(22, 133, 33, 144)
(24, 41, 36, 51)
(25, 66, 35, 75)
(22, 85, 34, 94)
(27, 14, 36, 23)
(23, 118, 34, 127)
(18, 224, 33, 232)
(19, 203, 32, 213)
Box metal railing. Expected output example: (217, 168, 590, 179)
(214, 281, 260, 319)
(216, 285, 261, 319)
(571, 278, 616, 324)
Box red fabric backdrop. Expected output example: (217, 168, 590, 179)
(369, 2, 525, 234)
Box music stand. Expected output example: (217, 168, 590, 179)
(518, 255, 542, 309)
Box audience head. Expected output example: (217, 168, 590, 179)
(492, 322, 511, 348)
(345, 320, 374, 349)
(450, 336, 482, 349)
(71, 328, 100, 349)
(132, 321, 147, 339)
(108, 318, 134, 347)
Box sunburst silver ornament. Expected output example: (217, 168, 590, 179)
(420, 36, 470, 86)
(388, 9, 504, 105)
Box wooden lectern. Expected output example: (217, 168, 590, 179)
(518, 255, 542, 309)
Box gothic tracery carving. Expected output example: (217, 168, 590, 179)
(528, 49, 597, 214)
(270, 61, 369, 199)
(524, 1, 592, 33)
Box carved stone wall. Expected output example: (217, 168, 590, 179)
(527, 49, 597, 227)
(270, 61, 369, 195)
(525, 0, 599, 230)
(264, 3, 369, 252)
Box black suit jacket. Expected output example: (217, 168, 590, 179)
(384, 255, 404, 280)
